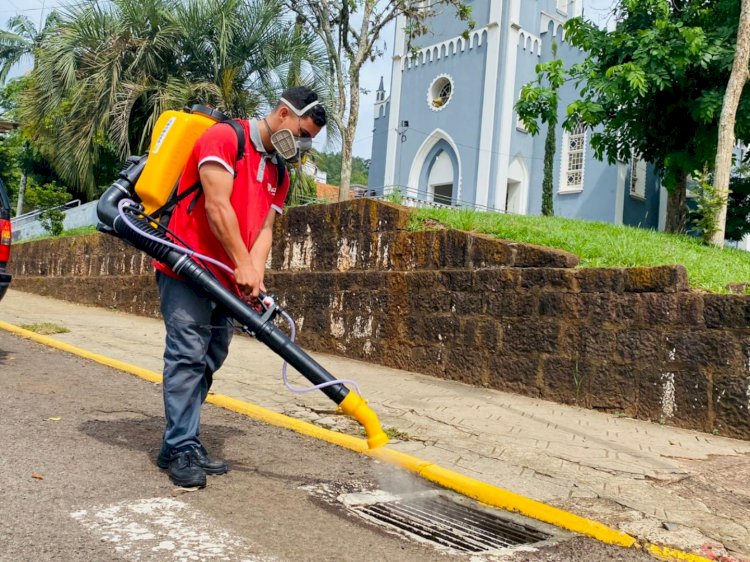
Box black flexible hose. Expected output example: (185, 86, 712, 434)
(96, 182, 350, 404)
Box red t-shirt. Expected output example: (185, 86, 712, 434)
(154, 119, 289, 292)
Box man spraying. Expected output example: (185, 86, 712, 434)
(153, 87, 326, 488)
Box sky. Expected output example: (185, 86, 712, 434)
(2, 0, 618, 159)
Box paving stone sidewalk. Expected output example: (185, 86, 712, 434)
(2, 289, 749, 559)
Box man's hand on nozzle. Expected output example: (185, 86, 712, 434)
(234, 255, 262, 299)
(245, 283, 268, 313)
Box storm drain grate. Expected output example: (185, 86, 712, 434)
(350, 494, 552, 553)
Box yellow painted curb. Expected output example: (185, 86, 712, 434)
(0, 320, 161, 384)
(207, 393, 632, 547)
(207, 393, 369, 454)
(0, 320, 713, 562)
(646, 544, 714, 562)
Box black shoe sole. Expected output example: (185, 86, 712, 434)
(158, 456, 227, 475)
(168, 474, 207, 488)
(203, 465, 229, 476)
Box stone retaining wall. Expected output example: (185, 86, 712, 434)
(9, 199, 750, 439)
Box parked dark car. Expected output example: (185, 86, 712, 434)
(0, 178, 11, 301)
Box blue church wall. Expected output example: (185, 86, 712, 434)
(623, 164, 661, 229)
(520, 0, 567, 31)
(507, 32, 544, 212)
(551, 124, 621, 223)
(518, 4, 538, 31)
(485, 0, 522, 209)
(411, 2, 491, 50)
(554, 148, 620, 222)
(394, 32, 489, 204)
(520, 21, 620, 222)
(545, 0, 573, 17)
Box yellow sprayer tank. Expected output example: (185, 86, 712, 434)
(135, 105, 229, 216)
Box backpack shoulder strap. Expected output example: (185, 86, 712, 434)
(150, 181, 200, 223)
(179, 119, 246, 215)
(221, 119, 245, 162)
(275, 155, 287, 190)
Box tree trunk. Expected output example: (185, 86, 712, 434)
(338, 73, 361, 202)
(16, 171, 27, 217)
(339, 131, 354, 201)
(542, 120, 556, 216)
(665, 174, 688, 233)
(709, 0, 750, 246)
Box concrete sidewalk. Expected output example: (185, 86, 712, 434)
(2, 289, 749, 559)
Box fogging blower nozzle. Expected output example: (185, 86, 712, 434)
(339, 391, 389, 449)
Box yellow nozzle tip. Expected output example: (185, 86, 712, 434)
(367, 431, 389, 449)
(339, 392, 389, 449)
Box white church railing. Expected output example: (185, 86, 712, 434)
(366, 185, 507, 214)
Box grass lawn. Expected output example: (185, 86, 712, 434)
(16, 225, 98, 244)
(410, 207, 750, 294)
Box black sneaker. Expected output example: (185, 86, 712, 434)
(189, 445, 228, 475)
(156, 445, 182, 469)
(156, 447, 176, 469)
(166, 450, 206, 488)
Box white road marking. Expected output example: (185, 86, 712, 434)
(71, 497, 276, 561)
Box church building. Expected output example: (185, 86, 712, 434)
(368, 0, 664, 229)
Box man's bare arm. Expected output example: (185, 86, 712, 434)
(200, 163, 262, 297)
(248, 209, 277, 291)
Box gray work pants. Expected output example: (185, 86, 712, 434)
(157, 272, 234, 453)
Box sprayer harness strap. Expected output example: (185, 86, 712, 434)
(182, 119, 246, 214)
(181, 119, 286, 215)
(150, 118, 246, 221)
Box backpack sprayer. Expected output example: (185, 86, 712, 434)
(96, 105, 388, 449)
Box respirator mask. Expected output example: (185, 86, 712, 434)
(268, 97, 320, 163)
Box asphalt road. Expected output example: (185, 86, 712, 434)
(0, 330, 655, 562)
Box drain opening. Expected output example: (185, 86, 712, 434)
(349, 494, 552, 553)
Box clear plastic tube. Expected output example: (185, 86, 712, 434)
(117, 199, 235, 276)
(279, 310, 362, 396)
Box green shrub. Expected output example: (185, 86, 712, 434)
(24, 181, 71, 236)
(690, 168, 727, 245)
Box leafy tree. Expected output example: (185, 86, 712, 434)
(517, 42, 563, 216)
(0, 81, 20, 203)
(533, 0, 750, 233)
(726, 176, 750, 242)
(284, 0, 473, 202)
(689, 158, 750, 244)
(0, 132, 21, 207)
(24, 180, 71, 235)
(286, 167, 318, 206)
(689, 168, 726, 244)
(313, 151, 370, 186)
(0, 78, 72, 213)
(16, 0, 329, 199)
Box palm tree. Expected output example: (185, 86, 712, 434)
(0, 15, 49, 84)
(18, 0, 332, 198)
